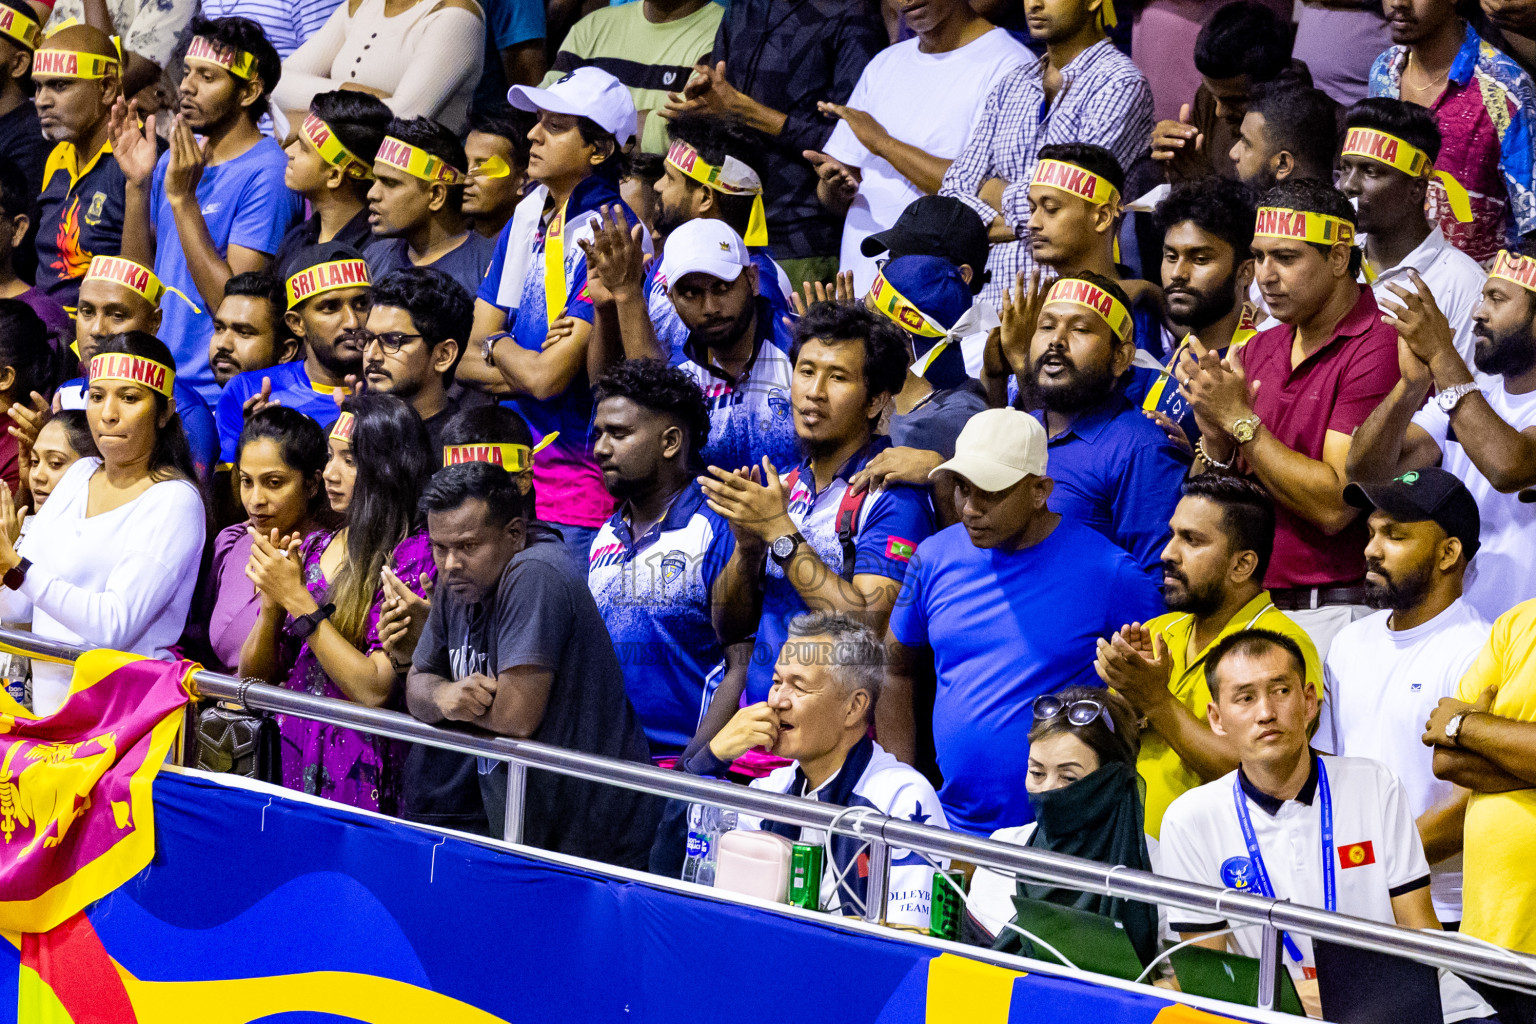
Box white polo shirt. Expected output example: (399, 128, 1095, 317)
(1316, 600, 1491, 922)
(1412, 378, 1536, 622)
(1370, 228, 1486, 369)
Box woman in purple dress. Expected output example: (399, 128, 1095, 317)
(240, 394, 436, 814)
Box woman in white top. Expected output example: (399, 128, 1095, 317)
(273, 0, 485, 134)
(0, 332, 206, 715)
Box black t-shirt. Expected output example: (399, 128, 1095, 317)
(0, 101, 49, 197)
(421, 394, 461, 455)
(409, 529, 660, 867)
(272, 208, 373, 279)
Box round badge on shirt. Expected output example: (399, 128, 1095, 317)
(1221, 855, 1257, 891)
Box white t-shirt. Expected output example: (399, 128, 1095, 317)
(1159, 756, 1486, 1021)
(1, 458, 205, 715)
(1370, 229, 1486, 370)
(1412, 378, 1536, 622)
(823, 29, 1030, 294)
(1316, 601, 1491, 922)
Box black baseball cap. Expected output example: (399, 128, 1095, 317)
(861, 196, 990, 293)
(1344, 468, 1481, 559)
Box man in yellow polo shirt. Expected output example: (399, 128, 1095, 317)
(1096, 475, 1321, 838)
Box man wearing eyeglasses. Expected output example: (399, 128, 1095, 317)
(362, 267, 472, 451)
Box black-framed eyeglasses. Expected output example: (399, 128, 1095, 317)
(356, 330, 424, 353)
(1032, 694, 1115, 733)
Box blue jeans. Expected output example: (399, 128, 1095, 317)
(548, 521, 600, 578)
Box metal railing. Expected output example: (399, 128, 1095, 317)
(9, 627, 1536, 1013)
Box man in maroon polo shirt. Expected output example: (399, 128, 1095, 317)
(1177, 179, 1400, 657)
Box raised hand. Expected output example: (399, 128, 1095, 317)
(815, 101, 890, 153)
(576, 203, 647, 306)
(164, 117, 208, 202)
(999, 269, 1044, 378)
(107, 97, 158, 187)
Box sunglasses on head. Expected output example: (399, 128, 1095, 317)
(1032, 694, 1115, 733)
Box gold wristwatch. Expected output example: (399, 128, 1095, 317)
(1230, 414, 1261, 445)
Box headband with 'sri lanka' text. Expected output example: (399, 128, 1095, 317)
(1031, 158, 1120, 206)
(1492, 249, 1536, 293)
(0, 7, 40, 51)
(1340, 127, 1472, 223)
(89, 353, 174, 398)
(286, 258, 370, 309)
(330, 411, 355, 443)
(301, 112, 373, 180)
(30, 46, 117, 78)
(184, 34, 255, 78)
(1253, 206, 1356, 247)
(84, 255, 200, 313)
(442, 434, 558, 472)
(1044, 277, 1132, 342)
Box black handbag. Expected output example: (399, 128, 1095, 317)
(193, 685, 280, 785)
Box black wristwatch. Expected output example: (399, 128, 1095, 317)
(291, 602, 335, 640)
(2, 556, 29, 591)
(769, 532, 806, 568)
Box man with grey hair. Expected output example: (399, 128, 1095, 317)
(685, 611, 949, 928)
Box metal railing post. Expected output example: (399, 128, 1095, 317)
(1257, 924, 1285, 1011)
(503, 762, 526, 844)
(863, 839, 888, 925)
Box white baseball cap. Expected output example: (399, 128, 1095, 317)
(658, 219, 752, 286)
(509, 67, 637, 146)
(930, 409, 1048, 492)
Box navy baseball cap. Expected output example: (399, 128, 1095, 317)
(1344, 467, 1481, 559)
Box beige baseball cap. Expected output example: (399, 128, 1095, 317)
(929, 409, 1048, 492)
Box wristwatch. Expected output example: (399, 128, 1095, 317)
(481, 331, 512, 363)
(291, 602, 336, 640)
(1436, 381, 1481, 413)
(769, 532, 806, 568)
(2, 556, 30, 591)
(1229, 414, 1262, 445)
(1444, 710, 1472, 746)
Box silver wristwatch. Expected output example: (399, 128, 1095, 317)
(1436, 381, 1481, 413)
(1444, 710, 1470, 745)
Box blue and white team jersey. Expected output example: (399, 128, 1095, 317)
(57, 375, 217, 480)
(215, 360, 345, 466)
(587, 484, 736, 758)
(648, 249, 795, 367)
(737, 737, 949, 928)
(677, 306, 800, 474)
(748, 438, 936, 702)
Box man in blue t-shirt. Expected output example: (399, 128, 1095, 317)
(885, 409, 1165, 835)
(110, 17, 300, 403)
(700, 302, 935, 715)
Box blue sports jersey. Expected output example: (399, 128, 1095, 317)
(216, 360, 344, 466)
(587, 484, 735, 757)
(57, 376, 217, 480)
(648, 247, 792, 367)
(676, 299, 800, 474)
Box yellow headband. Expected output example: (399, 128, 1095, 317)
(82, 255, 199, 313)
(868, 269, 947, 340)
(1031, 158, 1120, 206)
(301, 112, 373, 180)
(184, 35, 255, 79)
(30, 47, 117, 78)
(88, 353, 174, 398)
(1044, 277, 1132, 342)
(665, 139, 768, 247)
(1491, 249, 1536, 293)
(1254, 206, 1356, 247)
(1340, 127, 1472, 223)
(330, 411, 355, 443)
(442, 435, 557, 472)
(376, 136, 464, 185)
(286, 258, 370, 309)
(0, 7, 40, 51)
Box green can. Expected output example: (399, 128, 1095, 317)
(788, 842, 823, 910)
(930, 869, 966, 940)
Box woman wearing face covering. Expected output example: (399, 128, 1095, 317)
(965, 685, 1160, 967)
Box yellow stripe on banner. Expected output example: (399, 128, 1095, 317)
(17, 964, 76, 1023)
(117, 969, 515, 1022)
(925, 953, 1025, 1024)
(1151, 1003, 1253, 1023)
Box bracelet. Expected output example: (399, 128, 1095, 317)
(1194, 438, 1234, 471)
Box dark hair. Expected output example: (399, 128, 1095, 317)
(593, 358, 711, 470)
(790, 302, 909, 409)
(1152, 177, 1259, 264)
(438, 403, 537, 517)
(371, 267, 472, 383)
(1260, 178, 1361, 275)
(1207, 628, 1308, 701)
(627, 151, 665, 186)
(421, 460, 523, 530)
(1344, 97, 1443, 163)
(90, 332, 198, 484)
(577, 116, 629, 184)
(468, 106, 534, 172)
(1049, 270, 1136, 347)
(1193, 2, 1293, 82)
(1028, 685, 1140, 767)
(1251, 83, 1340, 180)
(47, 409, 97, 461)
(188, 16, 281, 119)
(330, 393, 433, 644)
(222, 269, 294, 354)
(0, 154, 28, 223)
(0, 299, 55, 401)
(665, 113, 765, 236)
(235, 405, 328, 517)
(1180, 474, 1276, 581)
(383, 115, 467, 210)
(311, 89, 393, 171)
(1035, 142, 1125, 197)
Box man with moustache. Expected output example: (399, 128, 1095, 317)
(1095, 475, 1321, 840)
(360, 267, 470, 450)
(1227, 84, 1339, 191)
(1349, 242, 1536, 623)
(208, 271, 295, 387)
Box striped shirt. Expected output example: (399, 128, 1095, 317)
(197, 0, 342, 57)
(938, 39, 1153, 308)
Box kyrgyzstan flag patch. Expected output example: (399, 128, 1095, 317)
(885, 537, 916, 562)
(1338, 841, 1376, 869)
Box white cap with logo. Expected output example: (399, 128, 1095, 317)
(930, 409, 1048, 492)
(658, 219, 752, 286)
(509, 67, 637, 146)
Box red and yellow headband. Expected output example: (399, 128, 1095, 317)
(0, 7, 41, 51)
(83, 255, 199, 313)
(185, 35, 255, 78)
(1031, 158, 1119, 206)
(376, 136, 464, 185)
(1254, 206, 1355, 247)
(1044, 277, 1132, 342)
(442, 434, 557, 472)
(329, 411, 355, 443)
(1340, 127, 1472, 223)
(868, 268, 947, 340)
(301, 112, 372, 180)
(286, 258, 370, 309)
(31, 46, 117, 78)
(88, 352, 174, 398)
(665, 139, 768, 246)
(1491, 249, 1536, 293)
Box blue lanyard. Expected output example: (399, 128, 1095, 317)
(1231, 758, 1334, 964)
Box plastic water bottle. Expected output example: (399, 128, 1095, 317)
(681, 805, 739, 885)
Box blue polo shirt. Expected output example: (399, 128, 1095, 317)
(1034, 393, 1190, 579)
(749, 437, 936, 702)
(215, 360, 344, 466)
(677, 298, 800, 473)
(889, 519, 1165, 834)
(587, 484, 735, 757)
